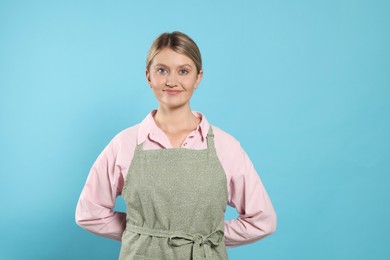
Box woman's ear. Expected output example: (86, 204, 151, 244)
(194, 70, 203, 89)
(146, 69, 152, 88)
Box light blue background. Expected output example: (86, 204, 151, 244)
(1, 0, 389, 259)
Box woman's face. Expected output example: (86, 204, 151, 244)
(146, 48, 203, 110)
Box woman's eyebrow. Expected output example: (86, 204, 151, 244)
(179, 64, 193, 68)
(154, 63, 166, 68)
(154, 63, 193, 68)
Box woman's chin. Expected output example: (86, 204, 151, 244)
(159, 101, 190, 110)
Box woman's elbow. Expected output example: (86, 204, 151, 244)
(75, 214, 86, 228)
(255, 211, 277, 238)
(74, 202, 92, 229)
(267, 211, 277, 235)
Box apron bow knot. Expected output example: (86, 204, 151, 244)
(168, 230, 224, 259)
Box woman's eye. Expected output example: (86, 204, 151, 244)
(179, 69, 188, 75)
(157, 68, 167, 74)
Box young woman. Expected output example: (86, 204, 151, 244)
(76, 31, 277, 260)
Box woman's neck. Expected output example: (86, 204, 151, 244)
(154, 105, 200, 134)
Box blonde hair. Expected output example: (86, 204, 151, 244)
(146, 31, 202, 74)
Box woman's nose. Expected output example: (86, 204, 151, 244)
(165, 73, 178, 87)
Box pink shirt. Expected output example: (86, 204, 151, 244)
(75, 111, 277, 247)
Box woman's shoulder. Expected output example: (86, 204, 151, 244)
(109, 123, 141, 149)
(210, 125, 248, 173)
(210, 125, 241, 149)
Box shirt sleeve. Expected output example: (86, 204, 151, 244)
(75, 138, 126, 241)
(215, 130, 277, 247)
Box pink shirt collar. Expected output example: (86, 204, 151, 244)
(137, 110, 210, 146)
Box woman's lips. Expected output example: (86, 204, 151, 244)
(164, 89, 183, 95)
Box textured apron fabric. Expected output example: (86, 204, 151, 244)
(119, 127, 228, 260)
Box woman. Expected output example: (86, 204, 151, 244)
(76, 31, 277, 259)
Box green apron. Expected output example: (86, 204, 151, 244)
(119, 127, 228, 260)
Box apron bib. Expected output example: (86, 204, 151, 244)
(119, 127, 228, 260)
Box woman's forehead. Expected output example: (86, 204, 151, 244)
(152, 48, 195, 67)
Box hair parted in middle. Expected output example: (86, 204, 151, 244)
(146, 31, 202, 74)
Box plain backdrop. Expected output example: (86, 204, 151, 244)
(1, 0, 389, 259)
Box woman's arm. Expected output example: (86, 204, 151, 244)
(224, 147, 277, 247)
(214, 127, 277, 247)
(75, 138, 127, 241)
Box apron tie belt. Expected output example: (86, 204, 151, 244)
(126, 224, 224, 259)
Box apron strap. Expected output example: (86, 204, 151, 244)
(206, 126, 215, 149)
